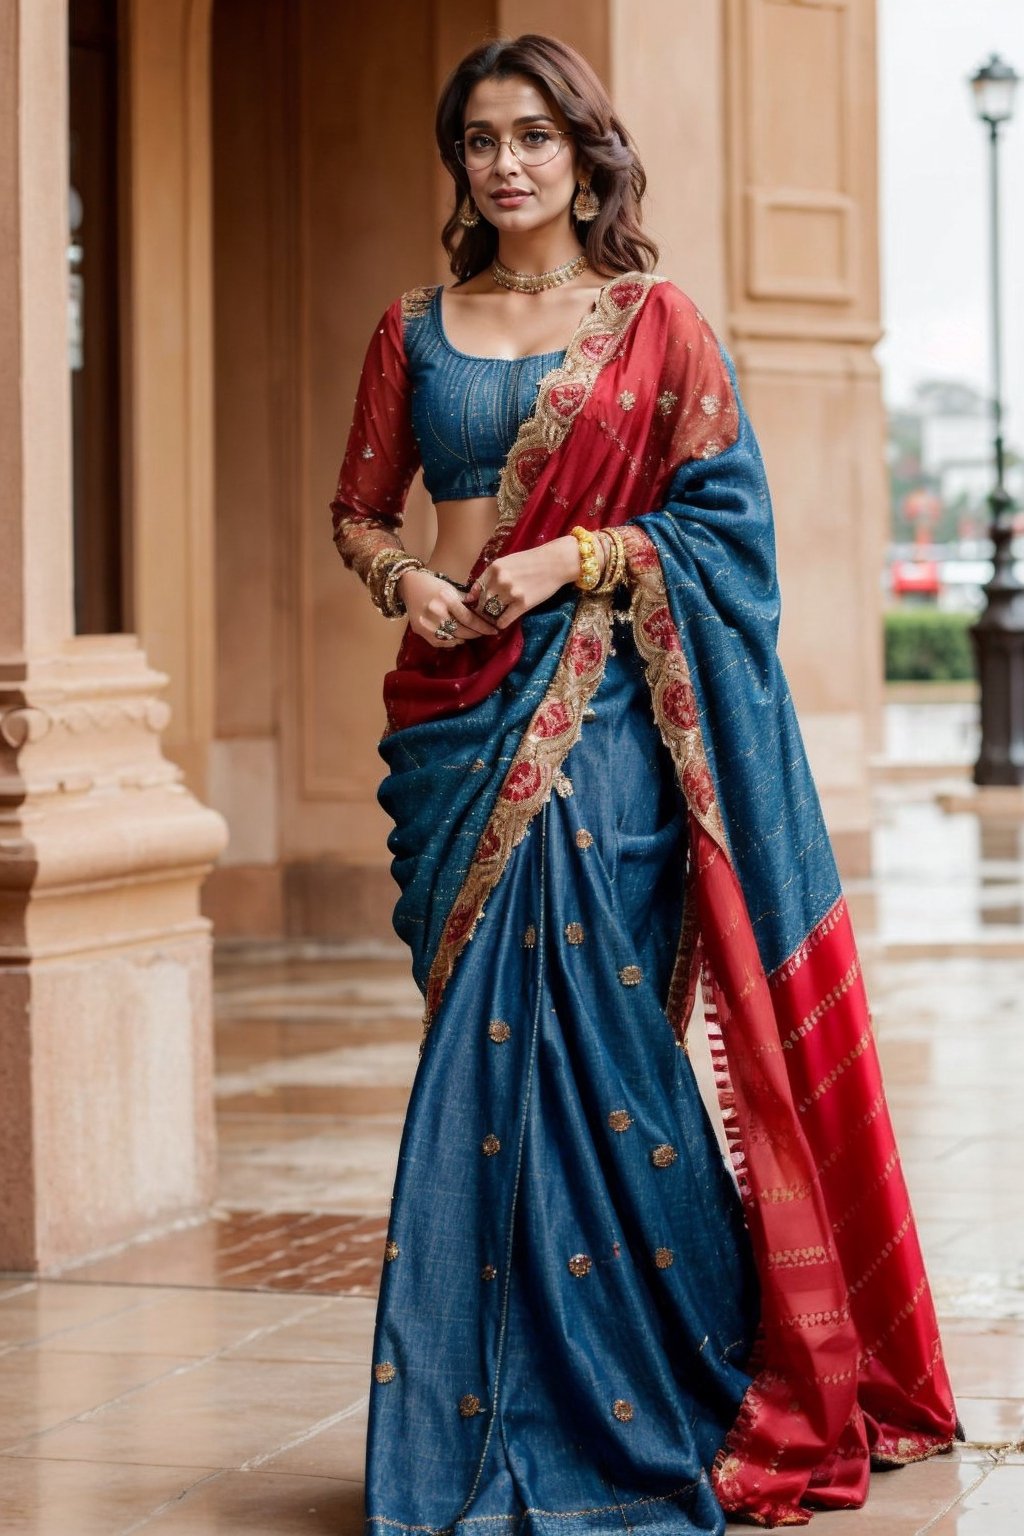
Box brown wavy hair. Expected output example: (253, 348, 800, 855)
(435, 34, 658, 282)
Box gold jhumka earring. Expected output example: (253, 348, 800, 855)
(458, 195, 480, 228)
(573, 178, 601, 221)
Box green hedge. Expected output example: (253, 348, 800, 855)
(884, 609, 975, 682)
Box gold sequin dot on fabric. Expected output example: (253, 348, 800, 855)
(374, 1361, 396, 1383)
(565, 922, 585, 946)
(651, 1143, 678, 1168)
(612, 1399, 635, 1422)
(654, 1247, 675, 1269)
(459, 1393, 482, 1417)
(481, 1133, 501, 1156)
(487, 1019, 511, 1044)
(481, 1264, 497, 1281)
(618, 965, 643, 986)
(575, 828, 594, 849)
(608, 1109, 633, 1133)
(523, 924, 537, 948)
(384, 1240, 400, 1262)
(567, 1252, 592, 1277)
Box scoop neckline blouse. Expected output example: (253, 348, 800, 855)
(433, 282, 582, 365)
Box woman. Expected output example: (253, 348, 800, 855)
(330, 33, 959, 1533)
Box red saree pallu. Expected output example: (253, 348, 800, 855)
(336, 273, 960, 1527)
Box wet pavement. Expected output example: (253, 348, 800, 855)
(1, 705, 1023, 1533)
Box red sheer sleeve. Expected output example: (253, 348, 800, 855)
(329, 296, 422, 606)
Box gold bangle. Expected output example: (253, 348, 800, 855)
(594, 527, 626, 594)
(570, 525, 602, 591)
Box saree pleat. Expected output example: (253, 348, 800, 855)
(366, 605, 759, 1536)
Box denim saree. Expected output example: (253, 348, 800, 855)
(341, 275, 959, 1531)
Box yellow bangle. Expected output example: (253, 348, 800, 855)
(570, 525, 602, 591)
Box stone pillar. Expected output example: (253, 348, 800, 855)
(0, 0, 226, 1271)
(722, 0, 886, 875)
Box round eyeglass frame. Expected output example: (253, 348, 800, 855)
(453, 129, 573, 170)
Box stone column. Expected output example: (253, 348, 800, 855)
(0, 0, 226, 1271)
(721, 0, 886, 875)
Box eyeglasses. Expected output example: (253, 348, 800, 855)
(454, 128, 571, 171)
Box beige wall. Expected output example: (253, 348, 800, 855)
(204, 0, 886, 938)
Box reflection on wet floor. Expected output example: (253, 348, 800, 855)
(2, 751, 1024, 1531)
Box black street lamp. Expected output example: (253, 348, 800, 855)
(968, 53, 1024, 785)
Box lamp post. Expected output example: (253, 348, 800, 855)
(968, 53, 1024, 785)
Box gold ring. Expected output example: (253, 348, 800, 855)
(483, 594, 505, 620)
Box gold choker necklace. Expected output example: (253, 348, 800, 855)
(490, 253, 588, 293)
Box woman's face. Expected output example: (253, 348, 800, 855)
(460, 74, 580, 234)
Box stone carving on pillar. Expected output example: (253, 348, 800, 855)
(0, 640, 227, 1269)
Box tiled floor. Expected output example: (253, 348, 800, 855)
(2, 760, 1024, 1531)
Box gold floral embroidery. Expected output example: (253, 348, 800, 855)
(575, 828, 594, 849)
(651, 1143, 678, 1168)
(481, 1134, 501, 1156)
(608, 1109, 633, 1132)
(657, 390, 678, 415)
(476, 275, 663, 566)
(654, 1247, 675, 1269)
(459, 1393, 482, 1417)
(401, 283, 437, 319)
(487, 1019, 511, 1043)
(618, 965, 643, 986)
(625, 530, 728, 854)
(700, 394, 720, 416)
(420, 599, 613, 1048)
(554, 772, 574, 797)
(481, 1263, 497, 1281)
(384, 1240, 400, 1262)
(565, 922, 585, 945)
(567, 1253, 592, 1277)
(469, 758, 486, 773)
(374, 1361, 396, 1383)
(618, 389, 636, 411)
(767, 1244, 829, 1269)
(612, 1399, 634, 1422)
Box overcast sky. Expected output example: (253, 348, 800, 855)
(879, 0, 1024, 439)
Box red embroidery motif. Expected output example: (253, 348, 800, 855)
(624, 535, 660, 571)
(683, 762, 715, 815)
(662, 679, 698, 730)
(609, 280, 645, 309)
(445, 904, 477, 944)
(641, 605, 682, 653)
(580, 332, 615, 361)
(475, 825, 501, 863)
(516, 448, 549, 491)
(548, 382, 587, 419)
(568, 631, 604, 676)
(532, 701, 572, 739)
(501, 761, 544, 802)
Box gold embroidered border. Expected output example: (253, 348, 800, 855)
(625, 533, 728, 853)
(769, 896, 848, 989)
(419, 595, 614, 1048)
(400, 284, 437, 319)
(477, 273, 664, 567)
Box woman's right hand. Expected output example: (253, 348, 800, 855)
(398, 568, 497, 648)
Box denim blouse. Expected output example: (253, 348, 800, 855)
(405, 284, 566, 502)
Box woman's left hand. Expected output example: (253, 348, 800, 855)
(467, 536, 584, 630)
